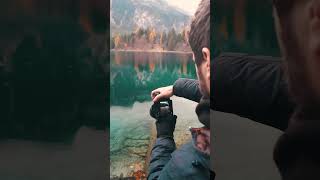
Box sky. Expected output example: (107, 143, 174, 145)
(165, 0, 201, 15)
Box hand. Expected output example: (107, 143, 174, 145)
(150, 103, 177, 138)
(151, 85, 173, 102)
(155, 114, 177, 138)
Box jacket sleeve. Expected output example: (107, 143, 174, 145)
(148, 137, 176, 180)
(212, 53, 295, 131)
(173, 78, 202, 103)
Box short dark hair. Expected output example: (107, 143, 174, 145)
(272, 0, 295, 18)
(189, 0, 210, 65)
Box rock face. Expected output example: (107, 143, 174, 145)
(111, 0, 191, 35)
(110, 96, 203, 178)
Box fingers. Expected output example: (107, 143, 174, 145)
(151, 89, 159, 99)
(151, 86, 173, 102)
(153, 93, 164, 102)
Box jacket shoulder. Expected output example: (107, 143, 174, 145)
(158, 142, 210, 180)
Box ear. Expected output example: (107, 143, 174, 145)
(202, 47, 210, 78)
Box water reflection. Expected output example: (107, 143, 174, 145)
(110, 51, 196, 107)
(214, 0, 280, 56)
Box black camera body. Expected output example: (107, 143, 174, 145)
(150, 98, 173, 119)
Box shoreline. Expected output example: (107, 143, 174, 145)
(144, 123, 157, 178)
(110, 49, 192, 54)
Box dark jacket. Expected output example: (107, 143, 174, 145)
(150, 52, 316, 180)
(148, 134, 211, 180)
(173, 53, 294, 129)
(148, 78, 212, 180)
(212, 52, 295, 130)
(273, 106, 320, 180)
(148, 50, 294, 179)
(173, 78, 202, 103)
(172, 53, 294, 130)
(213, 53, 320, 179)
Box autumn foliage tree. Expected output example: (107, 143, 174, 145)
(114, 33, 121, 48)
(111, 26, 190, 51)
(148, 28, 157, 47)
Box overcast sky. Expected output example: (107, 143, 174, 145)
(165, 0, 201, 15)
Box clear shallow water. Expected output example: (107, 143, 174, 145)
(110, 51, 197, 177)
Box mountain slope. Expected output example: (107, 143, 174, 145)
(111, 0, 191, 35)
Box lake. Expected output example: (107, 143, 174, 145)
(110, 51, 202, 178)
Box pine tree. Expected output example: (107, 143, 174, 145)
(167, 28, 177, 51)
(136, 27, 144, 39)
(160, 31, 167, 48)
(145, 27, 150, 42)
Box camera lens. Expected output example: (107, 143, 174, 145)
(159, 106, 171, 116)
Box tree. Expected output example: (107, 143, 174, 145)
(160, 31, 167, 48)
(145, 27, 150, 42)
(160, 31, 164, 46)
(181, 28, 189, 43)
(110, 37, 115, 49)
(167, 28, 177, 50)
(129, 33, 135, 47)
(177, 33, 183, 43)
(114, 33, 122, 48)
(149, 28, 157, 45)
(136, 27, 144, 39)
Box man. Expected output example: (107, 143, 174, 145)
(213, 0, 320, 178)
(272, 0, 320, 179)
(147, 0, 212, 179)
(150, 52, 293, 179)
(202, 0, 320, 178)
(152, 0, 320, 179)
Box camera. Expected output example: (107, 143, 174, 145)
(150, 98, 173, 119)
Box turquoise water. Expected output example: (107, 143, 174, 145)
(110, 51, 196, 106)
(110, 51, 196, 177)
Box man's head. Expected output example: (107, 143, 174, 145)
(189, 0, 210, 98)
(273, 0, 320, 106)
